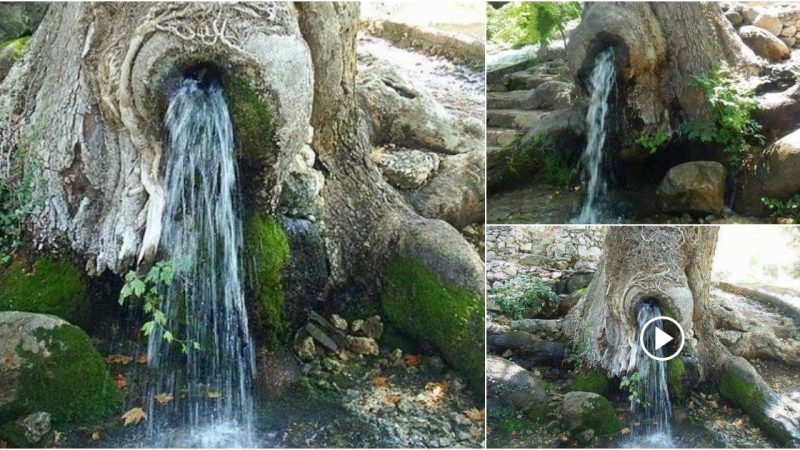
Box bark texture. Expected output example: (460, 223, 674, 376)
(563, 226, 719, 377)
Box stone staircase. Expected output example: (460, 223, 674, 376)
(485, 58, 577, 188)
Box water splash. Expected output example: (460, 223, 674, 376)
(574, 49, 616, 224)
(145, 78, 255, 447)
(630, 303, 673, 448)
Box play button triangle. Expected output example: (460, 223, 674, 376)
(654, 327, 673, 350)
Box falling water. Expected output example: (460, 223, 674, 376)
(145, 78, 255, 447)
(575, 49, 616, 224)
(630, 303, 673, 447)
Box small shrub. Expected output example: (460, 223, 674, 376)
(620, 372, 644, 406)
(635, 130, 670, 154)
(0, 128, 42, 264)
(565, 336, 589, 372)
(488, 2, 582, 48)
(683, 63, 763, 166)
(506, 134, 573, 187)
(762, 194, 800, 224)
(492, 277, 559, 320)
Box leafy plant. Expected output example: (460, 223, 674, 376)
(620, 372, 644, 406)
(635, 130, 670, 154)
(506, 134, 573, 187)
(119, 260, 198, 353)
(565, 337, 589, 372)
(0, 127, 43, 264)
(487, 2, 582, 49)
(492, 277, 559, 320)
(683, 63, 763, 166)
(762, 193, 800, 224)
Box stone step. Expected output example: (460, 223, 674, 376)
(487, 109, 548, 130)
(507, 71, 552, 91)
(487, 89, 537, 110)
(487, 128, 518, 148)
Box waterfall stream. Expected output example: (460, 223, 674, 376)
(574, 49, 615, 224)
(630, 303, 673, 447)
(145, 78, 256, 447)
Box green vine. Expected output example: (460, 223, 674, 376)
(119, 260, 199, 353)
(620, 372, 645, 406)
(762, 194, 800, 224)
(635, 130, 670, 154)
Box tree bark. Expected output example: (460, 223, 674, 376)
(563, 226, 719, 377)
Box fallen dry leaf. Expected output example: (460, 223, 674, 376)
(106, 354, 132, 365)
(121, 407, 146, 426)
(733, 417, 745, 428)
(423, 380, 450, 409)
(385, 392, 403, 404)
(620, 427, 630, 435)
(558, 432, 569, 442)
(155, 392, 174, 405)
(91, 431, 100, 441)
(372, 375, 389, 387)
(207, 390, 222, 399)
(137, 354, 148, 365)
(403, 353, 421, 367)
(114, 373, 127, 389)
(464, 407, 485, 422)
(469, 425, 483, 438)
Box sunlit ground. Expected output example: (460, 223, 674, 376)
(713, 226, 800, 291)
(360, 1, 485, 40)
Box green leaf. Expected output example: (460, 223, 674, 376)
(141, 321, 155, 336)
(131, 279, 146, 297)
(163, 330, 174, 343)
(153, 309, 167, 326)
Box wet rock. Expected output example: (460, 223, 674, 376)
(656, 161, 726, 215)
(739, 26, 790, 62)
(752, 13, 782, 36)
(343, 336, 379, 356)
(294, 335, 317, 361)
(736, 128, 800, 216)
(372, 148, 440, 190)
(486, 355, 548, 416)
(561, 391, 621, 436)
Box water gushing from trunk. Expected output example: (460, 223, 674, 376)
(575, 49, 615, 224)
(145, 78, 256, 447)
(630, 303, 673, 447)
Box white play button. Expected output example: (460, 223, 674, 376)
(639, 315, 685, 361)
(654, 327, 673, 350)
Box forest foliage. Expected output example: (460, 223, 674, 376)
(487, 2, 582, 48)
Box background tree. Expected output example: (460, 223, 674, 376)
(488, 2, 582, 49)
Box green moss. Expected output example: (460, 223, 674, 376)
(244, 214, 290, 349)
(0, 324, 121, 427)
(718, 367, 793, 447)
(575, 396, 621, 436)
(667, 357, 685, 403)
(0, 36, 31, 61)
(381, 257, 484, 392)
(222, 74, 274, 162)
(0, 256, 90, 329)
(571, 369, 610, 396)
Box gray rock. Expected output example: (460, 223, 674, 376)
(736, 128, 800, 216)
(753, 12, 782, 36)
(343, 336, 379, 356)
(305, 323, 338, 352)
(0, 45, 15, 82)
(19, 412, 51, 444)
(330, 314, 348, 331)
(486, 355, 548, 413)
(0, 3, 47, 41)
(739, 25, 791, 62)
(562, 391, 621, 436)
(656, 161, 727, 215)
(566, 272, 594, 293)
(361, 315, 384, 340)
(372, 149, 440, 190)
(294, 335, 316, 361)
(725, 11, 743, 27)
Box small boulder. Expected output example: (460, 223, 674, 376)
(343, 336, 379, 356)
(725, 11, 743, 28)
(656, 161, 726, 215)
(372, 149, 440, 190)
(330, 314, 348, 331)
(752, 12, 782, 36)
(780, 25, 797, 37)
(361, 315, 384, 340)
(739, 26, 790, 62)
(566, 272, 594, 294)
(293, 335, 316, 361)
(562, 391, 621, 436)
(736, 128, 800, 216)
(486, 355, 548, 417)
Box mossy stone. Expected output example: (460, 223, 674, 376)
(381, 257, 484, 391)
(0, 36, 31, 61)
(0, 323, 121, 426)
(574, 396, 621, 436)
(667, 357, 685, 402)
(222, 74, 274, 163)
(0, 256, 90, 329)
(244, 213, 290, 349)
(571, 369, 610, 396)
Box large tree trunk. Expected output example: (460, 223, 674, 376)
(566, 2, 759, 151)
(0, 2, 482, 293)
(563, 226, 720, 377)
(563, 226, 800, 446)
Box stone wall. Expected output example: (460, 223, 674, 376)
(725, 2, 800, 48)
(486, 226, 606, 272)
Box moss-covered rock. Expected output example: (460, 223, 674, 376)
(244, 213, 290, 349)
(562, 391, 621, 436)
(222, 74, 274, 162)
(667, 357, 685, 402)
(381, 257, 484, 391)
(0, 312, 121, 428)
(571, 369, 610, 396)
(719, 356, 796, 447)
(0, 255, 90, 329)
